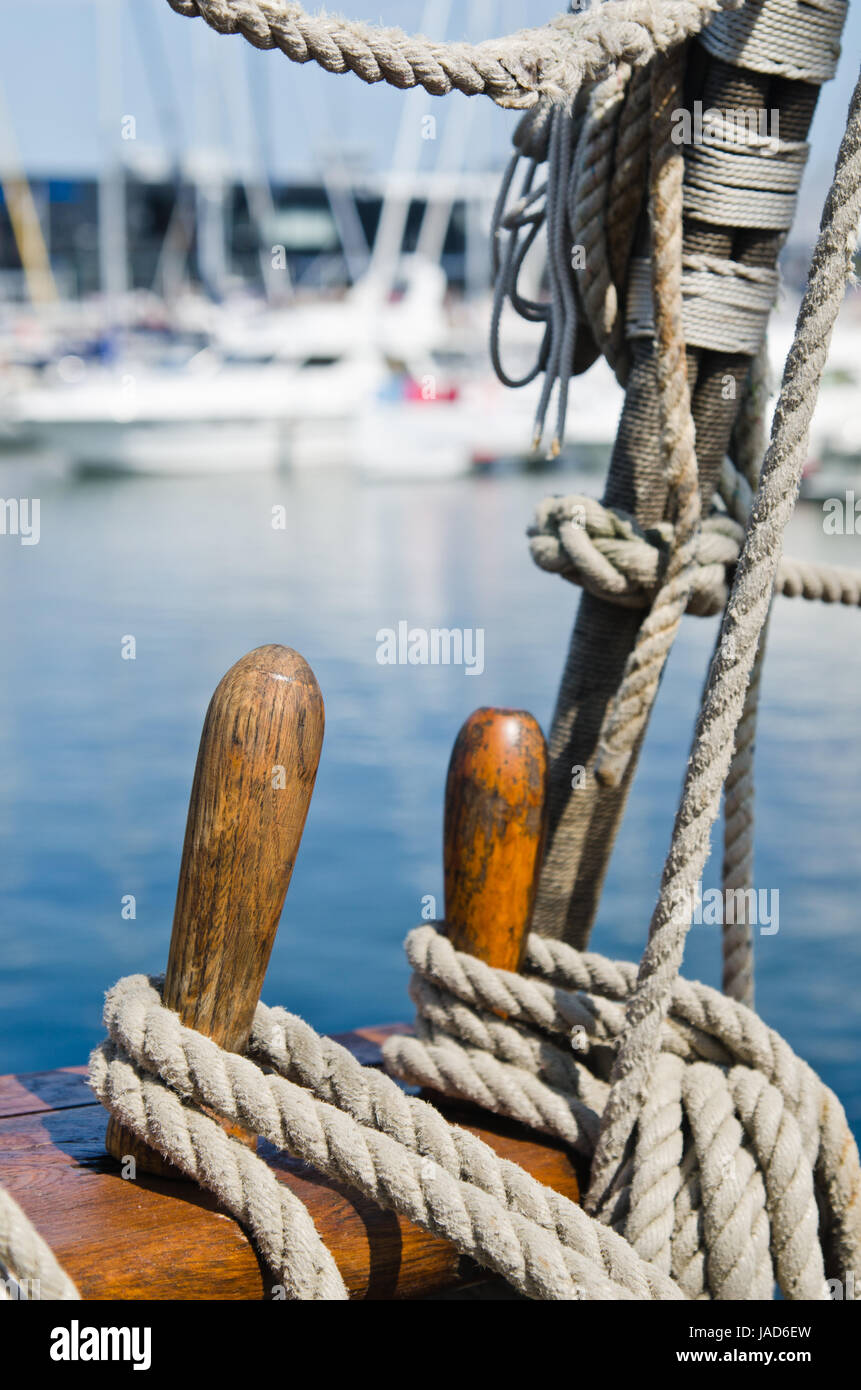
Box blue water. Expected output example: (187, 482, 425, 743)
(1, 455, 859, 1142)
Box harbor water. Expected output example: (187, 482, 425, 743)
(0, 453, 859, 1143)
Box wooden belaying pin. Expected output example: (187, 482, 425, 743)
(106, 644, 325, 1177)
(443, 708, 547, 972)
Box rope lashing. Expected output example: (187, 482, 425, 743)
(625, 255, 780, 355)
(699, 0, 848, 83)
(524, 0, 849, 952)
(584, 59, 861, 1228)
(88, 973, 682, 1301)
(3, 1, 859, 1307)
(382, 924, 861, 1300)
(488, 2, 839, 454)
(165, 0, 745, 110)
(591, 47, 703, 790)
(529, 487, 861, 615)
(684, 131, 811, 231)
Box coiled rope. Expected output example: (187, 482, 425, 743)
(383, 924, 861, 1298)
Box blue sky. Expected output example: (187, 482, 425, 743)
(0, 0, 858, 241)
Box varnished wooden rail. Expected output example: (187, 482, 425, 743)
(0, 652, 579, 1298)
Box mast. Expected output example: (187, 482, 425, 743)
(218, 40, 284, 301)
(97, 0, 128, 312)
(365, 0, 453, 291)
(192, 22, 229, 300)
(0, 80, 57, 305)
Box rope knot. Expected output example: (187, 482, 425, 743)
(528, 492, 743, 615)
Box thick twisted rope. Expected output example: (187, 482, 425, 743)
(569, 65, 634, 380)
(90, 1040, 350, 1299)
(720, 345, 771, 1006)
(166, 0, 744, 110)
(1, 0, 857, 1309)
(585, 64, 861, 1220)
(8, 915, 854, 1299)
(719, 621, 766, 1007)
(529, 487, 861, 615)
(384, 923, 859, 1298)
(88, 973, 687, 1301)
(593, 49, 702, 789)
(0, 1187, 80, 1301)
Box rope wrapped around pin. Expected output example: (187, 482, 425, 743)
(382, 924, 861, 1300)
(528, 482, 861, 616)
(89, 970, 683, 1301)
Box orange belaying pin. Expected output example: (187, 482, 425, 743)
(443, 707, 547, 973)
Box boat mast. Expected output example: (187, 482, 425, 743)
(97, 0, 128, 314)
(217, 39, 284, 301)
(365, 0, 453, 292)
(0, 80, 57, 305)
(192, 22, 229, 300)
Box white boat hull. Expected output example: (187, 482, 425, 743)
(30, 419, 286, 475)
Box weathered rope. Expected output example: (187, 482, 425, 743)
(720, 344, 771, 1007)
(529, 486, 861, 615)
(585, 59, 861, 1226)
(594, 47, 703, 789)
(524, 0, 846, 954)
(383, 924, 860, 1299)
(88, 973, 681, 1301)
(684, 130, 810, 231)
(699, 0, 847, 83)
(2, 0, 858, 1309)
(165, 0, 745, 110)
(12, 911, 854, 1301)
(569, 65, 635, 381)
(625, 254, 780, 354)
(0, 1187, 80, 1301)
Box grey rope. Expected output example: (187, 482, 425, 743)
(383, 924, 858, 1299)
(165, 0, 746, 110)
(625, 254, 780, 355)
(585, 60, 861, 1223)
(699, 0, 848, 84)
(528, 485, 861, 614)
(593, 47, 704, 789)
(720, 345, 772, 1007)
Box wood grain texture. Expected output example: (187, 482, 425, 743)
(444, 708, 547, 972)
(1, 1036, 581, 1300)
(107, 644, 325, 1176)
